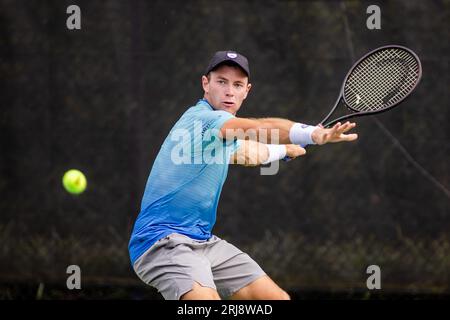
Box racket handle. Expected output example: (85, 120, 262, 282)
(282, 156, 292, 162)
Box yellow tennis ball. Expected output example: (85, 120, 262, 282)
(62, 169, 87, 195)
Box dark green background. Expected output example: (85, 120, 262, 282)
(0, 0, 448, 299)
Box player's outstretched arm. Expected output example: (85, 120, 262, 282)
(221, 117, 295, 144)
(221, 117, 357, 146)
(230, 140, 305, 166)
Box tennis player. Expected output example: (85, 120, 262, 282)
(128, 51, 358, 300)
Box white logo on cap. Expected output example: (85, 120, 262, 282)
(227, 52, 237, 59)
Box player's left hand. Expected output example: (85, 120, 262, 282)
(311, 121, 358, 145)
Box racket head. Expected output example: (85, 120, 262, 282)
(341, 45, 422, 113)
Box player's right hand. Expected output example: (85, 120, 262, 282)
(285, 144, 306, 159)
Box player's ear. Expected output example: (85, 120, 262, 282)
(202, 75, 209, 93)
(243, 83, 252, 99)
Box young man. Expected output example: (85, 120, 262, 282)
(128, 51, 357, 300)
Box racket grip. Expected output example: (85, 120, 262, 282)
(282, 156, 292, 162)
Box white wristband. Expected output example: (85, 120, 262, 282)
(289, 123, 318, 147)
(262, 144, 287, 164)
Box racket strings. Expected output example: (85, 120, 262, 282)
(346, 50, 419, 111)
(347, 50, 415, 110)
(348, 51, 413, 111)
(344, 48, 420, 112)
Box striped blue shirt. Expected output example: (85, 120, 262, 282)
(128, 99, 240, 265)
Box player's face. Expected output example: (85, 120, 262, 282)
(202, 65, 251, 115)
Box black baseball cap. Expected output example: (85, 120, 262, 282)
(205, 50, 250, 78)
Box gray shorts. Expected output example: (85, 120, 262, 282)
(132, 233, 266, 300)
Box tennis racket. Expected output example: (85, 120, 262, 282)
(283, 45, 422, 162)
(319, 44, 422, 128)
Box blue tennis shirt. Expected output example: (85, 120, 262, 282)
(128, 99, 241, 265)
